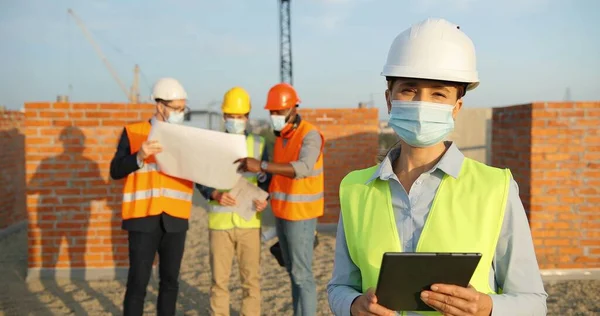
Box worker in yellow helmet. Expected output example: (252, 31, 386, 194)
(196, 87, 271, 316)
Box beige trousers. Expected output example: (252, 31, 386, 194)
(209, 228, 261, 316)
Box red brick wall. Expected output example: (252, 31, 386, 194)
(491, 104, 532, 216)
(23, 103, 378, 271)
(0, 109, 26, 230)
(20, 100, 598, 271)
(26, 102, 154, 270)
(299, 108, 380, 223)
(492, 102, 600, 269)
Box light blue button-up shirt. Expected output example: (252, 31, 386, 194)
(327, 142, 548, 316)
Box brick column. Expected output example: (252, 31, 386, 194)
(299, 108, 379, 224)
(0, 109, 26, 233)
(492, 102, 600, 269)
(492, 104, 533, 216)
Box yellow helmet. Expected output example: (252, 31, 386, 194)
(221, 87, 251, 114)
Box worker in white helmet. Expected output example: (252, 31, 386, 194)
(110, 77, 194, 316)
(327, 18, 547, 315)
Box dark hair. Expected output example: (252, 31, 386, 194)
(386, 77, 467, 99)
(377, 140, 401, 163)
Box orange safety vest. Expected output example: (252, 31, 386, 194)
(269, 120, 324, 221)
(121, 121, 194, 220)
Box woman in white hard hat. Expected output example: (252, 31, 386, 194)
(327, 19, 547, 315)
(110, 77, 193, 316)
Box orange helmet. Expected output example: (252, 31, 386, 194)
(264, 83, 301, 111)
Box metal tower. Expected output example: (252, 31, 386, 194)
(563, 87, 572, 101)
(279, 0, 293, 85)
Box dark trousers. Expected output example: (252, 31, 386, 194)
(123, 224, 187, 316)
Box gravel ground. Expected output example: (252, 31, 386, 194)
(544, 281, 600, 315)
(0, 206, 598, 315)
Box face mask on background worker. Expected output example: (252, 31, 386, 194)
(264, 83, 300, 133)
(164, 108, 185, 124)
(225, 118, 247, 134)
(163, 104, 185, 124)
(221, 87, 252, 133)
(388, 100, 456, 147)
(150, 77, 188, 125)
(270, 110, 291, 131)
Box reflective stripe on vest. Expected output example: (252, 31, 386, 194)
(339, 158, 510, 315)
(121, 121, 194, 220)
(269, 120, 325, 221)
(123, 188, 193, 203)
(208, 134, 265, 230)
(270, 191, 323, 203)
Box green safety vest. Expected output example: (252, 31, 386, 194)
(208, 134, 266, 230)
(339, 158, 511, 315)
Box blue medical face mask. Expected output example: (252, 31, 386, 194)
(271, 112, 291, 132)
(167, 111, 185, 124)
(225, 118, 247, 134)
(159, 102, 186, 124)
(270, 115, 286, 131)
(388, 100, 456, 148)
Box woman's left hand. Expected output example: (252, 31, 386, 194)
(420, 284, 493, 316)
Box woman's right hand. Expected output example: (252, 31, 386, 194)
(350, 288, 395, 316)
(211, 191, 237, 206)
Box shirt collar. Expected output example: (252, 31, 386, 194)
(366, 141, 465, 184)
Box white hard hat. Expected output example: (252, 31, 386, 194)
(381, 18, 479, 91)
(151, 77, 188, 101)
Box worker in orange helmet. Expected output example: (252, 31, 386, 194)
(236, 83, 325, 316)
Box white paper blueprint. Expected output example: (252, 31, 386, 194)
(148, 120, 247, 190)
(228, 177, 270, 221)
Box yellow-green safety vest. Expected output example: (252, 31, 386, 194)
(339, 158, 511, 315)
(208, 134, 266, 230)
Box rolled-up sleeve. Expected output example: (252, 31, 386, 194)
(327, 215, 362, 316)
(289, 130, 323, 179)
(490, 179, 548, 315)
(258, 145, 272, 193)
(195, 183, 215, 201)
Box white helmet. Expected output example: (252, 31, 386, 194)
(381, 18, 479, 91)
(151, 77, 188, 101)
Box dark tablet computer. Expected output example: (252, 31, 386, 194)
(375, 252, 482, 312)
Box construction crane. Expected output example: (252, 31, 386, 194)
(279, 0, 293, 85)
(68, 9, 140, 103)
(131, 64, 140, 104)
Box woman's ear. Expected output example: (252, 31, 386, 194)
(452, 98, 463, 119)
